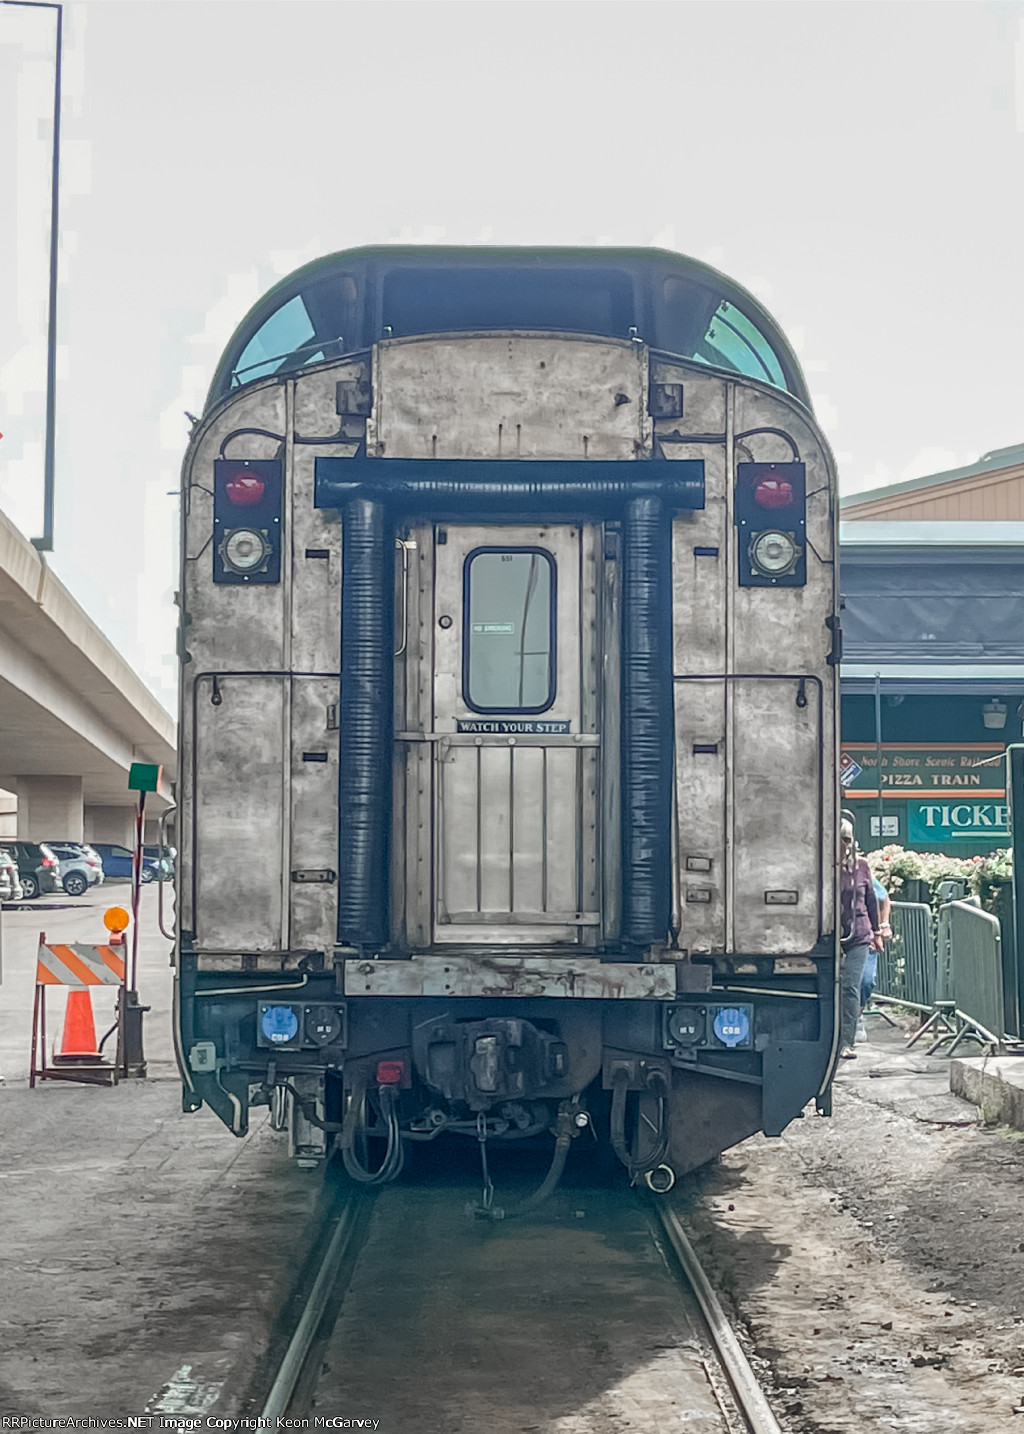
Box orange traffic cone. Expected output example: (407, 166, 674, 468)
(55, 989, 101, 1062)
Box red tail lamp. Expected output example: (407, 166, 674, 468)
(376, 1059, 405, 1085)
(225, 471, 266, 506)
(753, 477, 793, 510)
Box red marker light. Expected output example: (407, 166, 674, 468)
(376, 1059, 405, 1085)
(753, 478, 793, 510)
(225, 472, 266, 506)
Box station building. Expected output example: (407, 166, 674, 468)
(840, 442, 1024, 855)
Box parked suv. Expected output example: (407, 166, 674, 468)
(89, 842, 163, 883)
(143, 844, 175, 881)
(42, 841, 105, 897)
(7, 841, 64, 899)
(0, 847, 23, 902)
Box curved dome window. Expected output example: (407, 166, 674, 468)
(206, 251, 808, 410)
(230, 275, 356, 388)
(698, 299, 786, 388)
(658, 278, 787, 390)
(233, 295, 316, 384)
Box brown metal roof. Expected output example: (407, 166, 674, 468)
(842, 444, 1024, 521)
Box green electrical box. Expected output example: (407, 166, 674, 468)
(128, 762, 162, 793)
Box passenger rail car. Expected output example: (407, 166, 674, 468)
(175, 247, 840, 1185)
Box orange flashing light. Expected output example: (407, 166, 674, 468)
(103, 906, 130, 933)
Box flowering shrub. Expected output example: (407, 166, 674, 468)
(864, 844, 1013, 912)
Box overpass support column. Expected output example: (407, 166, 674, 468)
(84, 806, 136, 847)
(17, 776, 84, 841)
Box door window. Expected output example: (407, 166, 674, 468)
(463, 548, 556, 713)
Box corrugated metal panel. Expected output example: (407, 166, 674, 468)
(844, 470, 1024, 523)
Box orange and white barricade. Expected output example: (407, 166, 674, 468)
(30, 932, 126, 1087)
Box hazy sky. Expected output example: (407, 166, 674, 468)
(2, 0, 1023, 715)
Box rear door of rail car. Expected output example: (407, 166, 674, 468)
(426, 523, 600, 947)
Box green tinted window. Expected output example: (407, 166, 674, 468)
(699, 300, 786, 388)
(464, 550, 555, 713)
(659, 278, 792, 392)
(233, 295, 316, 383)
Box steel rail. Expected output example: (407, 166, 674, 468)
(650, 1200, 785, 1434)
(260, 1196, 364, 1419)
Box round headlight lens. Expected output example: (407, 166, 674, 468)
(750, 529, 799, 576)
(222, 527, 270, 573)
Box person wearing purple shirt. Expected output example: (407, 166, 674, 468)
(839, 817, 880, 1059)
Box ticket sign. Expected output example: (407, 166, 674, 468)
(907, 801, 1009, 844)
(840, 745, 1004, 796)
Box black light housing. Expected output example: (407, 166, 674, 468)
(213, 459, 283, 585)
(735, 461, 806, 588)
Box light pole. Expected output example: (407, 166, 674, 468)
(1, 0, 62, 552)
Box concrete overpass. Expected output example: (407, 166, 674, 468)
(0, 505, 175, 845)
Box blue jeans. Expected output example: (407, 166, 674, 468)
(840, 943, 871, 1049)
(860, 949, 878, 1010)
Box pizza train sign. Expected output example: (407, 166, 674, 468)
(840, 744, 1004, 795)
(842, 744, 1009, 843)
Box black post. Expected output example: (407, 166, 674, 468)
(990, 880, 1018, 1040)
(873, 672, 884, 846)
(1007, 744, 1024, 1039)
(1, 1, 62, 551)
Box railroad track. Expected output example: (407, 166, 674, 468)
(259, 1170, 784, 1433)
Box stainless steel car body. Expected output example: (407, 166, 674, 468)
(180, 340, 836, 966)
(176, 248, 839, 1171)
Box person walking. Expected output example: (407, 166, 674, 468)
(839, 817, 880, 1059)
(856, 876, 891, 1041)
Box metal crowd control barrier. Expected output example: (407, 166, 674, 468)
(873, 897, 1012, 1054)
(941, 900, 1003, 1050)
(904, 900, 1005, 1054)
(873, 901, 935, 1011)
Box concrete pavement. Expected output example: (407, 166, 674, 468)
(0, 884, 329, 1419)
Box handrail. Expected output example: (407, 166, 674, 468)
(157, 804, 177, 943)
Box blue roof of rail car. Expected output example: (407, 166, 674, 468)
(205, 246, 812, 413)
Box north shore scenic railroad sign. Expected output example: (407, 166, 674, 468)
(840, 744, 1006, 797)
(842, 744, 1010, 842)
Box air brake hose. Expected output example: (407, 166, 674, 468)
(475, 1099, 579, 1221)
(610, 1067, 672, 1181)
(340, 1075, 405, 1185)
(502, 1100, 577, 1217)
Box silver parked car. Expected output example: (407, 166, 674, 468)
(41, 841, 105, 897)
